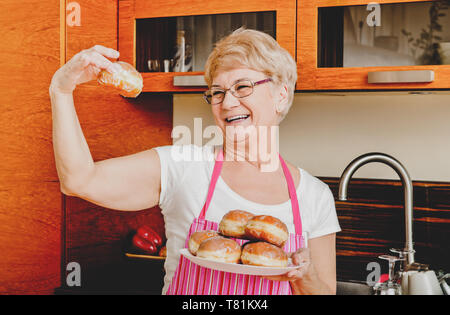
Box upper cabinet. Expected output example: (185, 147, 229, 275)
(119, 0, 296, 92)
(298, 0, 450, 90)
(119, 0, 450, 92)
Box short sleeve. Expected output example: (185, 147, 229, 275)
(154, 145, 190, 209)
(309, 186, 341, 239)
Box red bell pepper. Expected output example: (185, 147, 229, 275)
(136, 225, 163, 248)
(132, 225, 163, 255)
(132, 234, 157, 255)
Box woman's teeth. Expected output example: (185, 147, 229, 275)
(225, 115, 250, 123)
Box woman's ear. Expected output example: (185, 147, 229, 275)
(275, 84, 289, 114)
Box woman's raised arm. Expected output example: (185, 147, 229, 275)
(49, 45, 161, 211)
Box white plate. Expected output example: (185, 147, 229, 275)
(180, 249, 303, 276)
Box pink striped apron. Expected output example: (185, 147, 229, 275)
(166, 148, 305, 295)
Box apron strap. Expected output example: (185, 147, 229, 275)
(199, 147, 302, 236)
(198, 148, 224, 220)
(279, 154, 303, 236)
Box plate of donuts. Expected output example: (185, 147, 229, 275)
(182, 210, 305, 276)
(180, 248, 302, 276)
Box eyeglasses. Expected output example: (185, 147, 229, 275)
(204, 78, 272, 105)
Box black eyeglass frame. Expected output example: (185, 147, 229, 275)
(203, 78, 273, 105)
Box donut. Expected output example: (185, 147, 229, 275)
(196, 236, 241, 264)
(97, 61, 143, 98)
(241, 242, 288, 267)
(219, 210, 254, 238)
(244, 215, 289, 247)
(188, 230, 219, 256)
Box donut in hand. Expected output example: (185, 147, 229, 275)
(244, 215, 289, 247)
(219, 210, 254, 238)
(188, 230, 219, 256)
(97, 61, 143, 98)
(241, 242, 288, 267)
(196, 236, 241, 264)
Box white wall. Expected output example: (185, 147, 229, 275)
(173, 91, 450, 181)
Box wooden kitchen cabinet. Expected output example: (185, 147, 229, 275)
(297, 0, 450, 90)
(119, 0, 296, 92)
(59, 0, 173, 294)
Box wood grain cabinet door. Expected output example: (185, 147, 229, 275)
(297, 0, 450, 90)
(119, 0, 296, 92)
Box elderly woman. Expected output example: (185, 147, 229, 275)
(49, 28, 340, 295)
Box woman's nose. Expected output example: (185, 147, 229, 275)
(221, 90, 240, 109)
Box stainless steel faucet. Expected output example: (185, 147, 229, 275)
(338, 153, 415, 265)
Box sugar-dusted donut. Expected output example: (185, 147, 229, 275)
(196, 236, 241, 264)
(244, 215, 289, 247)
(188, 230, 219, 256)
(97, 61, 143, 98)
(219, 210, 254, 238)
(241, 242, 288, 267)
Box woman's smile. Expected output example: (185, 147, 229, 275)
(224, 114, 250, 124)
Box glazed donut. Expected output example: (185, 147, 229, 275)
(244, 215, 289, 247)
(196, 236, 241, 264)
(219, 210, 254, 238)
(97, 61, 143, 98)
(188, 230, 219, 255)
(241, 242, 288, 267)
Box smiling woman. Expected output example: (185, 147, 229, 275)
(159, 29, 340, 295)
(49, 28, 340, 296)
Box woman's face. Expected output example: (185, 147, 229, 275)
(210, 67, 288, 142)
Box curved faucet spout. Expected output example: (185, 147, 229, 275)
(338, 152, 415, 265)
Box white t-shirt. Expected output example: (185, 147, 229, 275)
(154, 144, 341, 295)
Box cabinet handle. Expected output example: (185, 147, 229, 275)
(368, 70, 435, 84)
(173, 75, 207, 87)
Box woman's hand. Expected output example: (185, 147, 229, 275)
(264, 248, 312, 282)
(264, 248, 333, 295)
(50, 45, 120, 94)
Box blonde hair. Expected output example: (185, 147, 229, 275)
(204, 28, 297, 121)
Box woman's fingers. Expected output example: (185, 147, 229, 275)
(263, 252, 310, 282)
(262, 248, 311, 282)
(50, 45, 121, 93)
(72, 50, 119, 85)
(89, 44, 120, 59)
(286, 266, 307, 278)
(78, 49, 117, 73)
(87, 51, 119, 74)
(263, 266, 306, 282)
(289, 248, 312, 280)
(291, 248, 310, 265)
